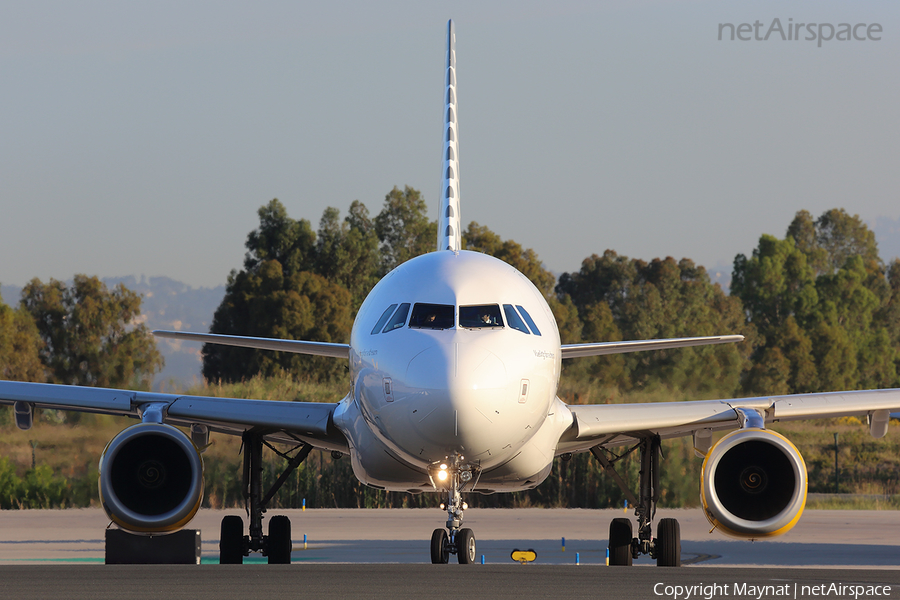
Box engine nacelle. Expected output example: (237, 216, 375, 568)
(700, 428, 807, 538)
(99, 423, 204, 533)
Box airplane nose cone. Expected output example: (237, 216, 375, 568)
(406, 342, 508, 401)
(404, 342, 511, 450)
(406, 342, 505, 386)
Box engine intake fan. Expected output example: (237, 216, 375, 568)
(99, 423, 204, 533)
(701, 428, 807, 538)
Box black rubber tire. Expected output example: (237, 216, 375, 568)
(456, 528, 476, 564)
(220, 515, 245, 564)
(655, 518, 681, 567)
(267, 515, 292, 564)
(430, 528, 449, 564)
(608, 518, 633, 566)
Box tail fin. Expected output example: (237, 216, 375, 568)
(438, 19, 461, 252)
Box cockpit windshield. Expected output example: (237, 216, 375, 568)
(516, 305, 541, 336)
(459, 304, 503, 329)
(382, 303, 411, 333)
(409, 303, 455, 329)
(503, 304, 529, 334)
(371, 304, 399, 335)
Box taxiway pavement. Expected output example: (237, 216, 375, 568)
(0, 507, 898, 569)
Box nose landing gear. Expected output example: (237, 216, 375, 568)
(428, 454, 479, 564)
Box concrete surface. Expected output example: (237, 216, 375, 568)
(1, 508, 898, 568)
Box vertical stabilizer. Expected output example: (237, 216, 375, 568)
(438, 20, 461, 252)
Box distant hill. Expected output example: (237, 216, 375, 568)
(0, 284, 21, 308)
(1, 277, 224, 391)
(706, 262, 733, 294)
(872, 216, 900, 263)
(103, 276, 225, 390)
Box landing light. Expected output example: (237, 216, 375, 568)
(462, 502, 468, 510)
(439, 463, 448, 470)
(437, 470, 449, 481)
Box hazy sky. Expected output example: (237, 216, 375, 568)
(2, 1, 898, 288)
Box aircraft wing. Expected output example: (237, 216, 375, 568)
(160, 331, 739, 360)
(0, 380, 349, 452)
(560, 335, 744, 359)
(557, 388, 900, 453)
(153, 330, 350, 358)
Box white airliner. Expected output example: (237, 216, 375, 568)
(2, 20, 899, 567)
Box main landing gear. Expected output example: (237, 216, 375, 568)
(219, 429, 313, 565)
(429, 454, 479, 564)
(591, 435, 681, 567)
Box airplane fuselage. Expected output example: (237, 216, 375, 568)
(333, 250, 574, 493)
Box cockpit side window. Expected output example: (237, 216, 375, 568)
(515, 305, 542, 336)
(382, 303, 411, 333)
(409, 303, 455, 329)
(503, 304, 530, 334)
(371, 304, 399, 335)
(459, 304, 503, 328)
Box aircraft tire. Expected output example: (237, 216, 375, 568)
(608, 518, 633, 566)
(267, 515, 292, 564)
(430, 528, 449, 564)
(220, 515, 244, 564)
(456, 528, 476, 564)
(655, 518, 681, 567)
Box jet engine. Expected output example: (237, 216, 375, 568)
(99, 423, 204, 533)
(700, 428, 807, 538)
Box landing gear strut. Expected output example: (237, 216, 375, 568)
(219, 428, 312, 564)
(429, 454, 479, 564)
(591, 435, 681, 567)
